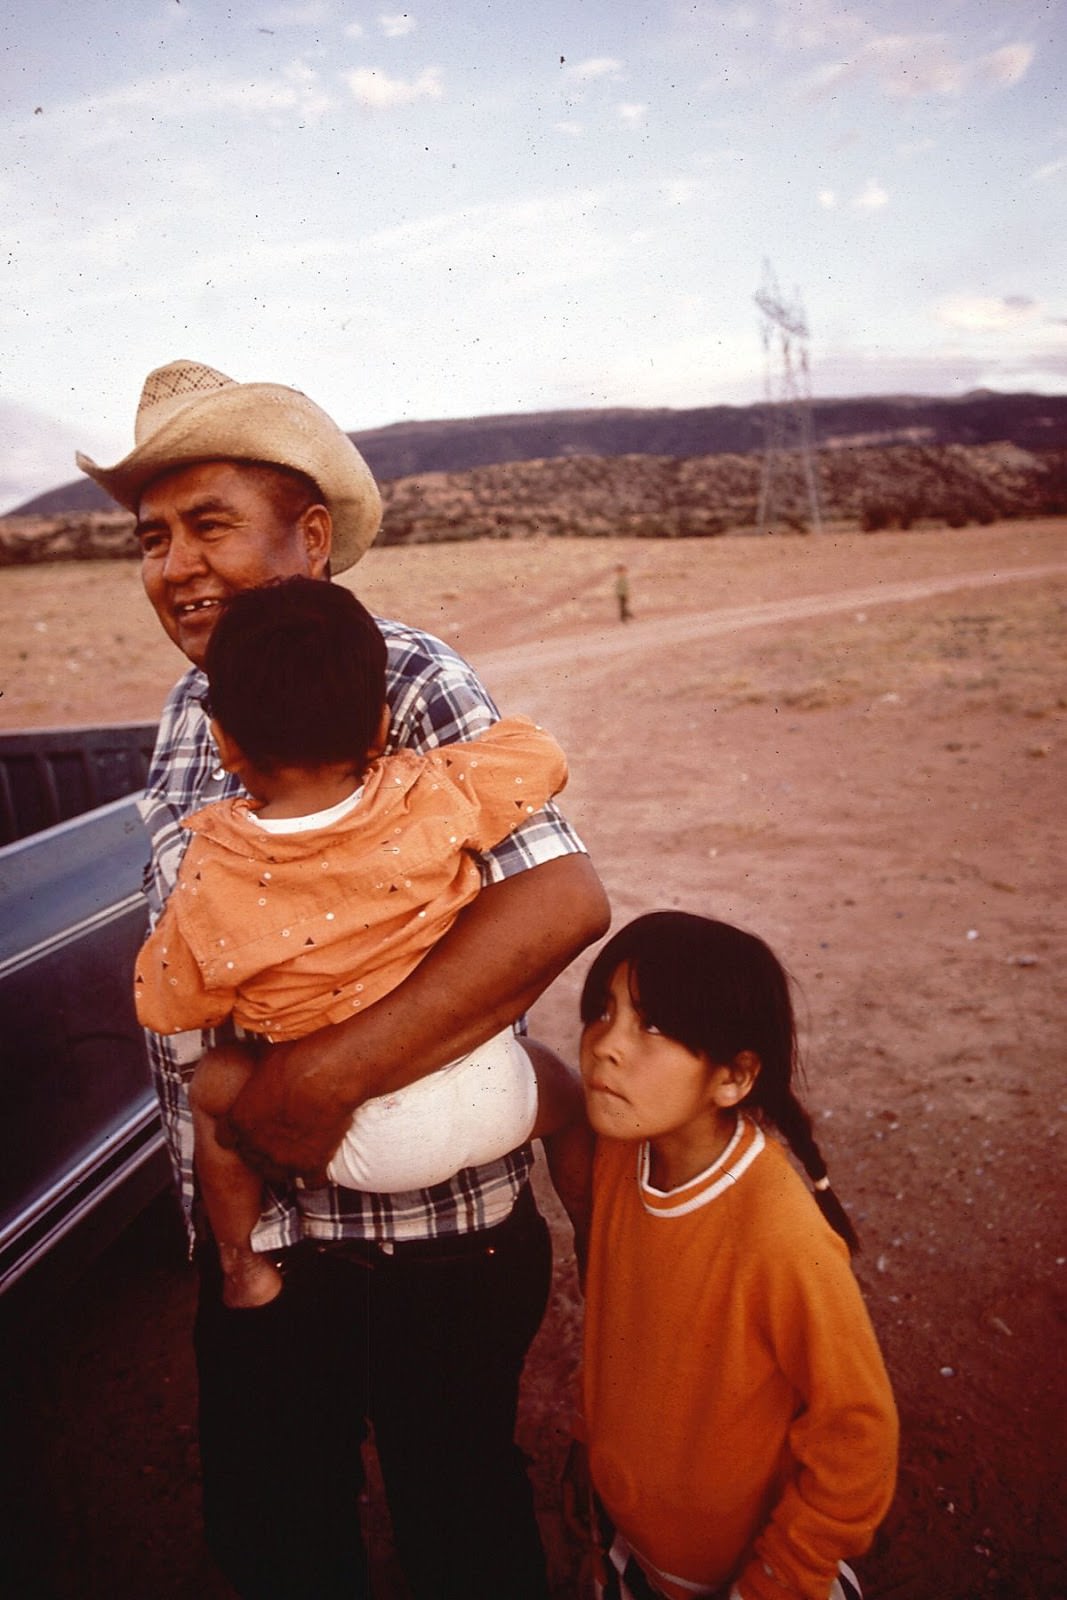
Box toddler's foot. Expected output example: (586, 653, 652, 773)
(217, 1243, 284, 1308)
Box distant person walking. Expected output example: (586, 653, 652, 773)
(614, 563, 633, 622)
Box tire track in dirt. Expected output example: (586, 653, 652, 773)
(474, 563, 1067, 690)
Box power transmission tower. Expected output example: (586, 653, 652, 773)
(754, 262, 822, 533)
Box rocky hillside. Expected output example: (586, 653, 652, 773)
(11, 389, 1067, 520)
(381, 440, 1066, 542)
(2, 441, 1064, 565)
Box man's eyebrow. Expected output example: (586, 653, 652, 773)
(135, 495, 233, 536)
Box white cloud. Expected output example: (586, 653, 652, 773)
(618, 102, 648, 123)
(694, 147, 749, 169)
(187, 63, 335, 118)
(379, 12, 416, 37)
(808, 31, 1034, 103)
(898, 137, 936, 157)
(261, 2, 330, 26)
(853, 179, 888, 210)
(817, 340, 1067, 399)
(344, 65, 443, 108)
(1030, 156, 1067, 183)
(343, 21, 365, 39)
(663, 178, 700, 205)
(773, 0, 868, 53)
(818, 189, 837, 208)
(554, 120, 585, 137)
(31, 64, 336, 148)
(354, 187, 625, 295)
(980, 44, 1034, 87)
(280, 59, 336, 118)
(880, 45, 965, 98)
(936, 294, 1039, 333)
(565, 57, 624, 83)
(694, 3, 760, 33)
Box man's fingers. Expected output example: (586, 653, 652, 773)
(228, 1131, 293, 1183)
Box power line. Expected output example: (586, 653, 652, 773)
(754, 261, 822, 534)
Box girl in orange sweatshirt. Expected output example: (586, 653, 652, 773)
(574, 911, 898, 1600)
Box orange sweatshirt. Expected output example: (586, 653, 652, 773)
(581, 1117, 898, 1600)
(134, 716, 566, 1041)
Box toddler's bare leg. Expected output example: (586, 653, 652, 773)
(189, 1045, 283, 1308)
(521, 1040, 594, 1278)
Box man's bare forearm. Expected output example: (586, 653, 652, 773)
(225, 852, 610, 1176)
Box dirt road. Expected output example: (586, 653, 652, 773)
(476, 560, 1067, 684)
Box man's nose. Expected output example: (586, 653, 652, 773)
(162, 528, 207, 583)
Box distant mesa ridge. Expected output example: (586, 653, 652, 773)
(11, 390, 1067, 517)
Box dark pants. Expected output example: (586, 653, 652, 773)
(194, 1184, 553, 1600)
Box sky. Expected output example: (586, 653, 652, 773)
(1, 0, 1065, 511)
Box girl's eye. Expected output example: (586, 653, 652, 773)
(639, 1017, 662, 1035)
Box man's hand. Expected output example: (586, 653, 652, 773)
(217, 1030, 355, 1180)
(223, 852, 610, 1178)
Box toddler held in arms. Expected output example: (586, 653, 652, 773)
(135, 577, 581, 1308)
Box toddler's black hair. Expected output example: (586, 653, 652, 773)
(204, 576, 387, 774)
(580, 910, 859, 1253)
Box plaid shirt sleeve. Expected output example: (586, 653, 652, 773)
(378, 618, 586, 881)
(137, 618, 588, 1247)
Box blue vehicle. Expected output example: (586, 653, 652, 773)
(0, 724, 171, 1321)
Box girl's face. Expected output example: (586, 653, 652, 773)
(580, 961, 743, 1186)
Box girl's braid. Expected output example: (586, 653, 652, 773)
(757, 1076, 860, 1255)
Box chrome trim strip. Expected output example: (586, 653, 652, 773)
(0, 1102, 164, 1290)
(0, 892, 144, 982)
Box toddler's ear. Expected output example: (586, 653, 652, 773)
(368, 703, 391, 758)
(210, 719, 243, 774)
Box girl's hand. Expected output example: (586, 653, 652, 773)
(561, 1437, 592, 1543)
(561, 1438, 603, 1599)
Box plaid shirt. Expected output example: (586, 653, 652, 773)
(138, 615, 586, 1250)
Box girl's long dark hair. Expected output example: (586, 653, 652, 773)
(580, 911, 859, 1253)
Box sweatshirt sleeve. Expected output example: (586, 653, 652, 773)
(735, 1236, 899, 1600)
(429, 715, 569, 853)
(134, 902, 235, 1036)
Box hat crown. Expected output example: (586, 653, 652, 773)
(77, 358, 381, 573)
(134, 360, 236, 444)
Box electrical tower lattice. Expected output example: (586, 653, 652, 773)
(754, 263, 822, 534)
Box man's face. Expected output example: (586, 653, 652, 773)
(136, 460, 331, 667)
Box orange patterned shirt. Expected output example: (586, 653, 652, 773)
(134, 715, 566, 1042)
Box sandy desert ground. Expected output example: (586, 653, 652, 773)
(1, 520, 1065, 1599)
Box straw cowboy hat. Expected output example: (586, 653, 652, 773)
(76, 359, 382, 574)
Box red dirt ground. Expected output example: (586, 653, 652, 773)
(1, 522, 1065, 1599)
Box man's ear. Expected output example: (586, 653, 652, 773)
(300, 503, 333, 577)
(711, 1048, 761, 1107)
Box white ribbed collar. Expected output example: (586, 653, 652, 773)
(638, 1115, 766, 1218)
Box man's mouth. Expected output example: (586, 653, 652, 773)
(176, 598, 223, 617)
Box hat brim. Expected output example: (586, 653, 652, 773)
(76, 382, 381, 575)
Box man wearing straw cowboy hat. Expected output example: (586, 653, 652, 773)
(78, 359, 609, 1600)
